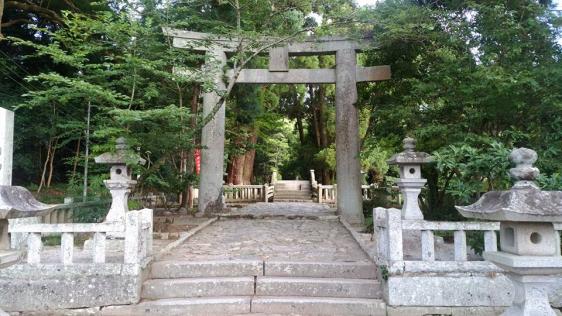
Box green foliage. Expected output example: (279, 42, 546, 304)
(360, 0, 562, 218)
(433, 139, 511, 203)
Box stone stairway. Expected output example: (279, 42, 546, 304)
(273, 180, 313, 202)
(102, 259, 385, 315)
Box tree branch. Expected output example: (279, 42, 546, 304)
(1, 18, 31, 27)
(5, 0, 64, 25)
(197, 27, 313, 129)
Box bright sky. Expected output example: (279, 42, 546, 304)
(355, 0, 562, 8)
(355, 0, 377, 6)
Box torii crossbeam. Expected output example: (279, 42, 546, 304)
(164, 29, 391, 225)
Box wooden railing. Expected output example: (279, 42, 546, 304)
(224, 184, 274, 203)
(10, 209, 153, 265)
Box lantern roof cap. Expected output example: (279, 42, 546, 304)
(95, 137, 146, 165)
(387, 137, 433, 165)
(456, 148, 562, 222)
(0, 186, 58, 219)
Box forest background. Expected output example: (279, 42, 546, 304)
(0, 0, 561, 221)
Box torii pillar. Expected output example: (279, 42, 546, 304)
(199, 50, 228, 215)
(164, 29, 390, 224)
(335, 49, 363, 224)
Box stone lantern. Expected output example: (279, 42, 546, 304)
(0, 186, 57, 265)
(95, 137, 145, 224)
(387, 137, 432, 220)
(456, 148, 562, 316)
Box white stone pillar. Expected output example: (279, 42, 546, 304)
(0, 108, 14, 186)
(335, 49, 364, 225)
(198, 49, 227, 215)
(104, 180, 135, 223)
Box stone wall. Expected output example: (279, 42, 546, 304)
(0, 263, 146, 312)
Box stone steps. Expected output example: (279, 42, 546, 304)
(151, 259, 262, 278)
(130, 259, 383, 315)
(265, 261, 377, 279)
(274, 191, 312, 195)
(256, 277, 381, 299)
(142, 277, 255, 300)
(101, 296, 386, 316)
(142, 276, 380, 300)
(272, 199, 314, 203)
(251, 296, 386, 316)
(151, 260, 377, 279)
(101, 297, 252, 316)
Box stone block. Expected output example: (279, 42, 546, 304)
(141, 277, 255, 300)
(251, 296, 386, 316)
(500, 222, 558, 256)
(100, 297, 251, 316)
(255, 276, 381, 298)
(0, 108, 14, 186)
(264, 261, 376, 279)
(0, 264, 143, 312)
(385, 275, 513, 307)
(150, 259, 263, 278)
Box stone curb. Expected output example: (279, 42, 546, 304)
(152, 217, 218, 261)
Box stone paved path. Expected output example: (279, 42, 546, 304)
(160, 218, 370, 262)
(229, 202, 336, 218)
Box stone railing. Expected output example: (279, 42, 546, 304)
(223, 184, 273, 203)
(374, 207, 501, 274)
(9, 209, 153, 265)
(40, 199, 111, 224)
(554, 223, 562, 255)
(316, 184, 387, 204)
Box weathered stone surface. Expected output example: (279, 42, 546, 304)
(386, 306, 506, 316)
(256, 277, 381, 298)
(229, 202, 335, 218)
(0, 186, 58, 220)
(159, 219, 370, 262)
(142, 277, 254, 300)
(0, 108, 14, 186)
(335, 48, 364, 225)
(16, 307, 101, 316)
(499, 222, 558, 256)
(251, 296, 386, 316)
(100, 297, 251, 316)
(385, 275, 513, 307)
(151, 259, 263, 278)
(198, 50, 227, 215)
(456, 148, 562, 222)
(264, 261, 376, 279)
(0, 264, 144, 312)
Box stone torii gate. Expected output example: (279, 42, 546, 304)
(164, 29, 391, 225)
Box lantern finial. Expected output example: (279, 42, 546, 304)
(509, 147, 539, 183)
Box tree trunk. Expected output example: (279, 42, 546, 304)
(186, 84, 200, 209)
(0, 0, 4, 38)
(317, 86, 328, 148)
(83, 101, 91, 202)
(242, 131, 257, 184)
(46, 138, 58, 188)
(296, 114, 305, 145)
(231, 154, 245, 185)
(71, 136, 81, 180)
(37, 138, 53, 193)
